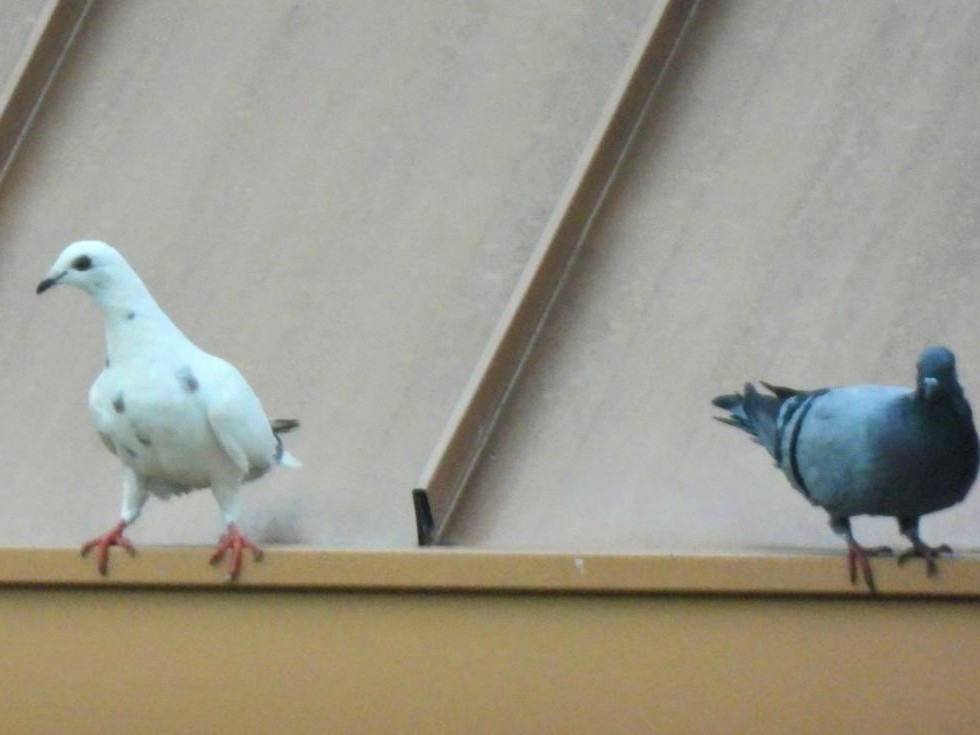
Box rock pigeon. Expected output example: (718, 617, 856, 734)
(37, 240, 302, 580)
(712, 346, 978, 592)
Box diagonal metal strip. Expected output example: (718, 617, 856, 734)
(415, 0, 702, 544)
(0, 0, 92, 189)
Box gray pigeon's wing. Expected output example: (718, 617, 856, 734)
(786, 385, 914, 514)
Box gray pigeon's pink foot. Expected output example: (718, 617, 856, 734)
(897, 536, 952, 577)
(81, 520, 136, 575)
(210, 523, 263, 581)
(845, 535, 893, 594)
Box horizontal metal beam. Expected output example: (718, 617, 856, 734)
(1, 546, 977, 597)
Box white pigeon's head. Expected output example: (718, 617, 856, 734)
(36, 240, 134, 298)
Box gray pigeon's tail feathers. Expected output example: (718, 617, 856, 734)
(711, 387, 752, 427)
(712, 383, 792, 459)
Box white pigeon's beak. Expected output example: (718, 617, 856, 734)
(36, 272, 63, 294)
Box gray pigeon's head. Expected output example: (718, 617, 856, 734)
(36, 240, 133, 298)
(916, 345, 960, 401)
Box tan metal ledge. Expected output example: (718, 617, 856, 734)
(2, 547, 980, 597)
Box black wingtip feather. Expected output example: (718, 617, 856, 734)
(759, 381, 806, 400)
(271, 418, 300, 435)
(714, 415, 749, 429)
(711, 393, 741, 410)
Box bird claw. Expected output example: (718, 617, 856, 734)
(80, 521, 136, 576)
(897, 541, 952, 577)
(846, 543, 893, 594)
(209, 524, 263, 581)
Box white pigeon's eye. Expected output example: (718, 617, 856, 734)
(72, 255, 93, 271)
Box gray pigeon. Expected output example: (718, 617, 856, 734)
(37, 240, 302, 580)
(712, 346, 979, 592)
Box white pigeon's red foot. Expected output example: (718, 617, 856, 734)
(210, 523, 263, 581)
(81, 520, 136, 575)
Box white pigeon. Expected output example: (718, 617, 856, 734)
(37, 240, 301, 580)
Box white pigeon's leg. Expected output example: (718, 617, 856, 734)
(119, 465, 150, 524)
(211, 480, 242, 527)
(896, 516, 952, 577)
(81, 466, 148, 576)
(209, 480, 263, 581)
(830, 516, 893, 594)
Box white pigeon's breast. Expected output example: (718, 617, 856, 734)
(90, 362, 240, 491)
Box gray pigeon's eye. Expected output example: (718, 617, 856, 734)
(72, 255, 93, 271)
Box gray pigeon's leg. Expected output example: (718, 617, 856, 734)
(896, 516, 952, 577)
(830, 516, 893, 593)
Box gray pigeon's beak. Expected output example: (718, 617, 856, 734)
(922, 376, 940, 399)
(36, 274, 61, 294)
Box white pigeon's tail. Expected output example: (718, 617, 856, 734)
(272, 418, 303, 468)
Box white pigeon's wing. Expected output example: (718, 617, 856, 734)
(96, 430, 118, 456)
(89, 370, 121, 456)
(201, 358, 278, 477)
